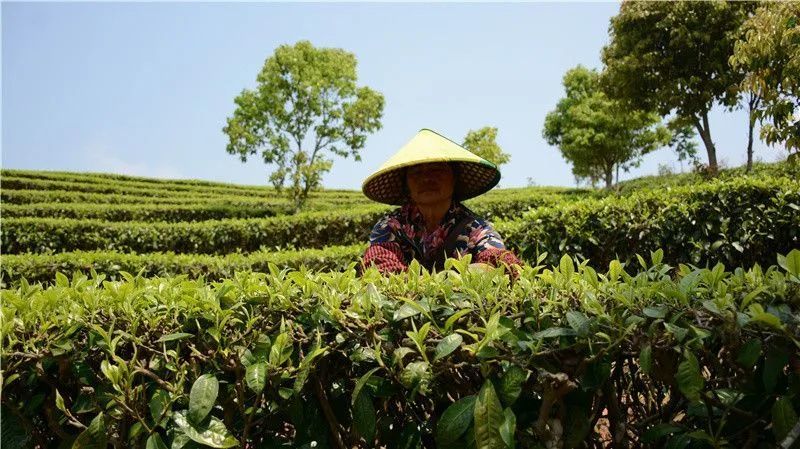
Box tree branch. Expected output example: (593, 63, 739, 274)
(313, 375, 347, 449)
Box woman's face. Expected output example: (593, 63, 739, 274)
(406, 162, 455, 206)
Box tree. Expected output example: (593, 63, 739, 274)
(543, 66, 671, 189)
(730, 2, 800, 155)
(461, 127, 511, 167)
(223, 41, 385, 211)
(667, 117, 700, 172)
(602, 1, 755, 173)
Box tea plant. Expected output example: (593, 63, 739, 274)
(2, 250, 799, 448)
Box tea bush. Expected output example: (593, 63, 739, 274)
(2, 251, 799, 448)
(4, 177, 796, 274)
(1, 206, 389, 254)
(1, 245, 365, 285)
(500, 176, 800, 269)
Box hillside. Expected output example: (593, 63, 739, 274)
(1, 162, 798, 284)
(2, 162, 799, 449)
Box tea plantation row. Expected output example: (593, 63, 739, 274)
(2, 251, 799, 448)
(3, 175, 798, 285)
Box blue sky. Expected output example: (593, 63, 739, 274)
(2, 2, 780, 189)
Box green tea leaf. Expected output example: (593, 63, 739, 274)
(497, 366, 526, 406)
(735, 339, 762, 368)
(499, 408, 516, 449)
(352, 367, 381, 407)
(643, 306, 667, 319)
(173, 410, 237, 448)
(393, 304, 421, 321)
(146, 433, 169, 449)
(778, 249, 800, 277)
(566, 311, 590, 336)
(155, 333, 194, 343)
(559, 254, 574, 279)
(245, 362, 268, 394)
(268, 332, 293, 367)
(434, 334, 463, 361)
(444, 309, 473, 332)
(436, 395, 477, 447)
(399, 361, 430, 394)
(664, 323, 688, 342)
(772, 396, 798, 441)
(149, 389, 171, 425)
(533, 327, 576, 339)
(639, 345, 652, 374)
(676, 351, 704, 402)
(72, 413, 107, 449)
(352, 391, 376, 443)
(294, 346, 327, 393)
(188, 374, 218, 425)
(763, 349, 789, 393)
(55, 389, 67, 415)
(474, 380, 504, 449)
(170, 432, 192, 449)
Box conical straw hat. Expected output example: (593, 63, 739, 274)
(362, 128, 501, 205)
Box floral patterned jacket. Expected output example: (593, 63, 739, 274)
(362, 201, 522, 274)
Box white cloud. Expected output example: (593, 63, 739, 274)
(82, 142, 184, 179)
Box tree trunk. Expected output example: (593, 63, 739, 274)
(604, 166, 614, 189)
(746, 94, 760, 173)
(694, 111, 718, 174)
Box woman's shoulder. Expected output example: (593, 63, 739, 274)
(369, 206, 407, 243)
(372, 205, 405, 226)
(456, 203, 492, 228)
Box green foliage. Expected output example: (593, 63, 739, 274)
(543, 65, 670, 188)
(222, 40, 384, 211)
(3, 169, 797, 285)
(602, 1, 755, 172)
(1, 202, 292, 222)
(0, 245, 365, 286)
(502, 175, 800, 269)
(0, 206, 388, 254)
(462, 126, 511, 168)
(436, 395, 477, 447)
(612, 160, 798, 194)
(730, 1, 800, 152)
(474, 381, 505, 449)
(2, 253, 799, 447)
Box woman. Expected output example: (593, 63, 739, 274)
(360, 128, 522, 274)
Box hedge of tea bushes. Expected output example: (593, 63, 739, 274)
(498, 175, 800, 270)
(1, 176, 277, 199)
(0, 190, 375, 215)
(1, 174, 370, 204)
(0, 202, 295, 222)
(1, 206, 389, 254)
(612, 160, 800, 195)
(2, 169, 284, 194)
(0, 190, 565, 223)
(4, 176, 797, 269)
(0, 245, 366, 286)
(2, 251, 799, 448)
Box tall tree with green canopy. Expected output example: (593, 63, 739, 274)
(731, 1, 800, 155)
(462, 126, 511, 167)
(543, 66, 670, 189)
(223, 40, 385, 211)
(602, 1, 755, 173)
